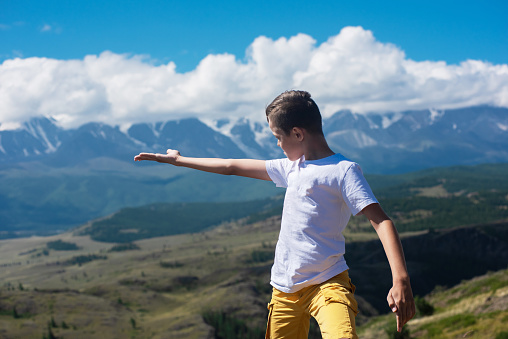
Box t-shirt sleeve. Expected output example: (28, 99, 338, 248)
(265, 158, 290, 188)
(341, 163, 378, 216)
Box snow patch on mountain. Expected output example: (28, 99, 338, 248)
(36, 124, 60, 153)
(202, 117, 278, 159)
(0, 136, 5, 154)
(429, 108, 445, 124)
(381, 112, 403, 129)
(328, 130, 378, 148)
(201, 118, 234, 137)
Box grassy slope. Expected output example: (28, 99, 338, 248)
(358, 268, 508, 339)
(81, 196, 284, 243)
(0, 217, 283, 338)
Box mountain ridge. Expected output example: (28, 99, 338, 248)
(1, 105, 507, 173)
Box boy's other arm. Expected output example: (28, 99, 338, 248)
(134, 149, 271, 181)
(361, 203, 416, 332)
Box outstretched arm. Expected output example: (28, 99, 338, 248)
(361, 203, 416, 332)
(134, 149, 271, 181)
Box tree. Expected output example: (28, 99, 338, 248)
(385, 322, 411, 339)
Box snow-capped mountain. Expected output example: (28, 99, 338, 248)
(1, 106, 507, 173)
(323, 106, 508, 172)
(0, 117, 67, 161)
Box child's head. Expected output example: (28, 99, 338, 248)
(266, 90, 323, 136)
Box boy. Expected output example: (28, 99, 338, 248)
(134, 90, 415, 339)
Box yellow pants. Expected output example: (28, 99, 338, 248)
(265, 270, 359, 339)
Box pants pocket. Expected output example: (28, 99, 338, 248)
(320, 284, 359, 316)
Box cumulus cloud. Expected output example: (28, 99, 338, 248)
(0, 26, 507, 129)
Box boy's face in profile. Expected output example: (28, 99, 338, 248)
(268, 118, 304, 161)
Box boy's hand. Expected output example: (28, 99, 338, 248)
(387, 278, 415, 332)
(134, 149, 181, 165)
(361, 204, 416, 332)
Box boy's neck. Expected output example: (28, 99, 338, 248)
(302, 135, 335, 161)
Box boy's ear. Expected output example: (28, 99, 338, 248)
(292, 127, 305, 141)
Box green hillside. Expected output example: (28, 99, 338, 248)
(359, 268, 508, 339)
(80, 162, 508, 243)
(1, 161, 506, 239)
(0, 158, 282, 237)
(81, 196, 283, 243)
(370, 163, 508, 232)
(367, 162, 508, 196)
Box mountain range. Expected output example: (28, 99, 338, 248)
(1, 105, 507, 173)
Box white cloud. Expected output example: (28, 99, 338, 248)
(0, 26, 507, 129)
(40, 24, 52, 32)
(39, 23, 62, 34)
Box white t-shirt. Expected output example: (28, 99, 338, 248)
(265, 153, 378, 293)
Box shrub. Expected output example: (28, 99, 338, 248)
(64, 254, 107, 266)
(47, 240, 80, 251)
(43, 322, 58, 339)
(50, 316, 58, 328)
(202, 310, 264, 339)
(108, 243, 140, 252)
(385, 322, 411, 339)
(415, 296, 434, 317)
(248, 250, 273, 264)
(159, 261, 183, 268)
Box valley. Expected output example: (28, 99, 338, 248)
(1, 213, 507, 338)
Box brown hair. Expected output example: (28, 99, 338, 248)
(265, 90, 323, 135)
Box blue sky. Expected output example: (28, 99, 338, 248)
(1, 0, 507, 128)
(2, 0, 507, 70)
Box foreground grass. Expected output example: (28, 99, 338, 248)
(358, 268, 508, 339)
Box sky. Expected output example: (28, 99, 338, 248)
(1, 0, 507, 129)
